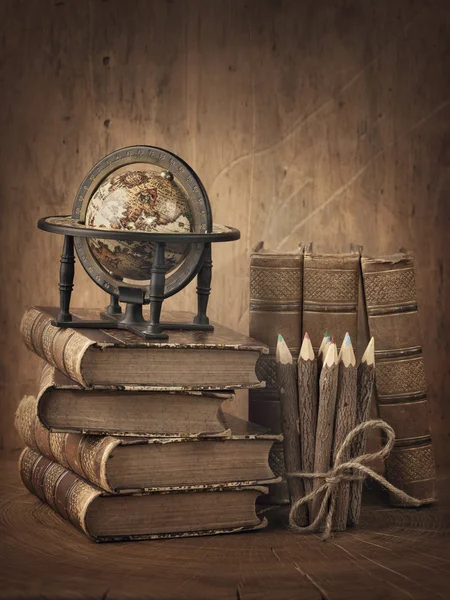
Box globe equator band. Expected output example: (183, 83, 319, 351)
(38, 217, 240, 243)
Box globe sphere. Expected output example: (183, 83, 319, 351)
(85, 169, 192, 280)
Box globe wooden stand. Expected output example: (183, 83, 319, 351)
(38, 217, 240, 340)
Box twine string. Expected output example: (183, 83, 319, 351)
(287, 418, 421, 540)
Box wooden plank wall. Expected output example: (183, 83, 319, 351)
(1, 0, 449, 471)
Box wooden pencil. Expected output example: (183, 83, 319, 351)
(311, 341, 339, 523)
(348, 337, 375, 526)
(297, 332, 318, 517)
(332, 333, 357, 531)
(276, 335, 307, 524)
(317, 331, 331, 377)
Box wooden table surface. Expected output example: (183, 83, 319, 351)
(1, 450, 449, 600)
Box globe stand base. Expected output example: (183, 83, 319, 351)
(44, 228, 236, 340)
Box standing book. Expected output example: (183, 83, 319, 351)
(302, 250, 359, 351)
(361, 252, 436, 505)
(248, 242, 305, 503)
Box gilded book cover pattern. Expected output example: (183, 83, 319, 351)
(361, 253, 436, 504)
(302, 252, 360, 351)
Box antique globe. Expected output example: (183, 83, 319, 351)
(85, 168, 193, 281)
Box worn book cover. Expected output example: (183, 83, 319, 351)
(15, 395, 282, 493)
(20, 448, 268, 542)
(33, 364, 232, 437)
(21, 307, 268, 389)
(361, 252, 436, 505)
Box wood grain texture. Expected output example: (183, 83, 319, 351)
(276, 358, 306, 522)
(0, 1, 449, 476)
(1, 450, 450, 599)
(312, 346, 339, 522)
(349, 361, 376, 526)
(332, 361, 357, 531)
(297, 355, 318, 506)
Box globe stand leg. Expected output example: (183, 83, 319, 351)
(121, 302, 146, 325)
(105, 295, 122, 315)
(143, 242, 168, 339)
(55, 235, 75, 323)
(194, 243, 212, 326)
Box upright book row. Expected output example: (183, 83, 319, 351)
(249, 245, 436, 506)
(18, 308, 279, 542)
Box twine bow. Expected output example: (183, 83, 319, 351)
(288, 419, 421, 540)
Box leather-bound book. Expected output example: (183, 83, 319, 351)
(361, 252, 436, 505)
(21, 307, 267, 389)
(248, 242, 305, 503)
(302, 250, 360, 351)
(19, 448, 268, 542)
(32, 364, 231, 437)
(15, 395, 281, 493)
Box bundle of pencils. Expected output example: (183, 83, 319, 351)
(276, 332, 375, 531)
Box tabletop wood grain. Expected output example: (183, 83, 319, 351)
(1, 450, 449, 600)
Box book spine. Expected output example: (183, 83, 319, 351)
(249, 248, 304, 503)
(15, 395, 117, 492)
(19, 447, 101, 539)
(361, 254, 436, 505)
(20, 308, 94, 386)
(302, 253, 360, 351)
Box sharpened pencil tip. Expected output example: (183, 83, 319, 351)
(300, 332, 315, 361)
(361, 337, 375, 365)
(276, 334, 293, 364)
(305, 331, 310, 339)
(344, 332, 351, 346)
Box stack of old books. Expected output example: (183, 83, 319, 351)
(16, 306, 280, 542)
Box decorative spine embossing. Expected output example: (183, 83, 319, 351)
(15, 395, 118, 493)
(249, 244, 305, 504)
(19, 447, 101, 539)
(20, 308, 95, 386)
(361, 253, 436, 505)
(302, 251, 360, 351)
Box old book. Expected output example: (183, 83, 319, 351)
(249, 242, 305, 503)
(15, 395, 281, 493)
(21, 307, 267, 389)
(31, 364, 231, 437)
(302, 251, 360, 351)
(361, 252, 436, 505)
(19, 448, 268, 542)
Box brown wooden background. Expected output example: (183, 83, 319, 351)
(1, 0, 449, 471)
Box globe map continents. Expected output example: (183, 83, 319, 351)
(85, 169, 193, 280)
